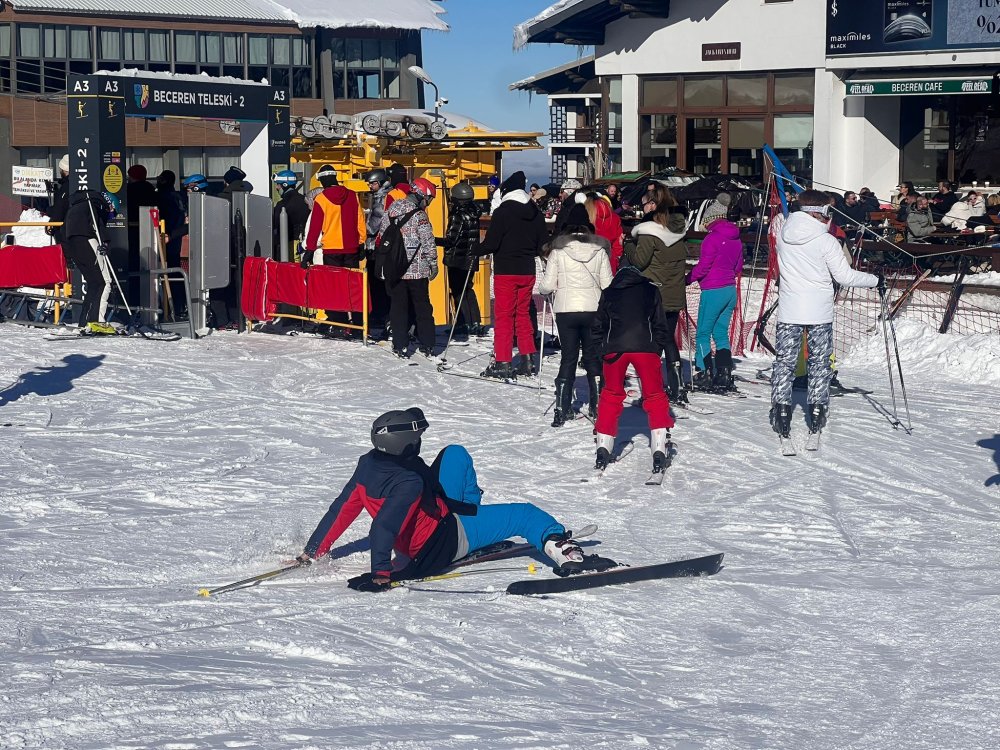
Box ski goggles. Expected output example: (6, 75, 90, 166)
(374, 418, 429, 435)
(800, 204, 831, 218)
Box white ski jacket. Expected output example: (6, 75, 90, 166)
(776, 211, 878, 325)
(538, 232, 613, 313)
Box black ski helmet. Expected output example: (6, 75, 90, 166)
(316, 164, 338, 188)
(365, 168, 389, 186)
(371, 407, 428, 456)
(450, 182, 474, 202)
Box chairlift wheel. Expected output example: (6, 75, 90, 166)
(312, 115, 332, 139)
(406, 122, 428, 139)
(300, 119, 317, 138)
(362, 114, 381, 135)
(429, 121, 447, 141)
(385, 120, 404, 137)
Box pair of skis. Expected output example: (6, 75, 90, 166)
(583, 438, 675, 486)
(779, 430, 821, 457)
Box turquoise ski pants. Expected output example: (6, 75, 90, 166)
(695, 285, 737, 370)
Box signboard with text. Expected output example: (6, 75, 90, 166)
(827, 0, 1000, 55)
(844, 77, 992, 95)
(12, 166, 53, 197)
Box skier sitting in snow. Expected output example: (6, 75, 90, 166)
(590, 246, 675, 475)
(296, 408, 612, 592)
(770, 189, 881, 439)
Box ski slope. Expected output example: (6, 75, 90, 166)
(1, 323, 998, 749)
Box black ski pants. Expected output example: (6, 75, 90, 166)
(388, 278, 435, 352)
(447, 265, 481, 328)
(555, 311, 600, 380)
(62, 236, 106, 325)
(662, 310, 681, 364)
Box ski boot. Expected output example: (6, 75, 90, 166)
(551, 378, 573, 427)
(481, 361, 515, 381)
(693, 352, 715, 391)
(515, 352, 539, 377)
(417, 347, 436, 360)
(543, 531, 618, 577)
(769, 404, 793, 438)
(713, 349, 736, 391)
(85, 321, 117, 336)
(452, 323, 469, 342)
(392, 347, 410, 359)
(807, 403, 828, 433)
(650, 427, 670, 474)
(594, 433, 615, 471)
(586, 374, 600, 420)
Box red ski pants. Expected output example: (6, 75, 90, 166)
(595, 352, 674, 435)
(492, 274, 536, 363)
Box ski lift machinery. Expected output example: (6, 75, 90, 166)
(290, 111, 542, 326)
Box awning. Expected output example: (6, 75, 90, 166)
(845, 77, 992, 97)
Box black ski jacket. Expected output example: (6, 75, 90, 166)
(480, 192, 546, 275)
(592, 266, 672, 356)
(442, 201, 482, 270)
(272, 188, 310, 250)
(63, 191, 108, 240)
(48, 177, 71, 241)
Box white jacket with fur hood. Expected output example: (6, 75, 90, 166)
(538, 231, 614, 313)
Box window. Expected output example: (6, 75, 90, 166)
(176, 32, 197, 63)
(43, 26, 67, 58)
(206, 150, 240, 178)
(149, 31, 168, 63)
(0, 26, 10, 92)
(124, 30, 145, 61)
(774, 73, 814, 106)
(99, 28, 120, 60)
(728, 119, 766, 175)
(347, 70, 380, 99)
(249, 36, 268, 65)
(272, 36, 289, 66)
(199, 33, 221, 64)
(773, 115, 813, 175)
(684, 77, 724, 107)
(330, 35, 400, 100)
(686, 117, 722, 174)
(19, 25, 41, 57)
(727, 75, 767, 107)
(381, 39, 397, 68)
(642, 78, 678, 108)
(223, 34, 242, 64)
(0, 24, 10, 57)
(640, 114, 678, 172)
(70, 27, 91, 60)
(382, 70, 399, 98)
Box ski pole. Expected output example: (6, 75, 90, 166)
(885, 311, 912, 433)
(86, 194, 133, 318)
(197, 560, 305, 598)
(537, 295, 549, 398)
(440, 261, 475, 364)
(388, 564, 539, 589)
(877, 284, 900, 429)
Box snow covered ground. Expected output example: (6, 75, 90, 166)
(1, 323, 998, 749)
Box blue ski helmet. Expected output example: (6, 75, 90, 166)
(272, 169, 298, 189)
(182, 173, 209, 192)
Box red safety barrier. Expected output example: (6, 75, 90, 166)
(0, 244, 68, 288)
(240, 260, 370, 331)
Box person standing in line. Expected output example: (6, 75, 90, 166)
(586, 193, 624, 272)
(770, 189, 880, 440)
(302, 165, 366, 270)
(378, 178, 439, 358)
(537, 204, 613, 427)
(478, 171, 546, 381)
(61, 191, 118, 332)
(271, 170, 310, 260)
(591, 245, 675, 475)
(629, 202, 690, 403)
(46, 154, 71, 244)
(687, 201, 743, 390)
(156, 170, 189, 319)
(362, 168, 393, 333)
(441, 182, 485, 340)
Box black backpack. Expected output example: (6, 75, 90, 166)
(371, 209, 421, 283)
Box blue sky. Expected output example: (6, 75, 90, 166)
(422, 1, 590, 183)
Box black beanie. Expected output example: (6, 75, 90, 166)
(223, 165, 246, 184)
(499, 170, 527, 196)
(566, 203, 591, 228)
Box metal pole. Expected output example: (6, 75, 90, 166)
(537, 295, 549, 399)
(439, 261, 475, 365)
(279, 206, 289, 263)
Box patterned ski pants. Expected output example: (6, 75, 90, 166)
(771, 322, 834, 406)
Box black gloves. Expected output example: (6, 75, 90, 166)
(347, 572, 392, 593)
(294, 553, 313, 566)
(876, 272, 887, 297)
(300, 253, 313, 269)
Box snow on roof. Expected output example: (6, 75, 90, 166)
(513, 0, 589, 49)
(509, 55, 595, 91)
(11, 0, 292, 22)
(10, 0, 449, 30)
(279, 0, 448, 31)
(99, 68, 271, 86)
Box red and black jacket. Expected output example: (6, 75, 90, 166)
(304, 450, 468, 578)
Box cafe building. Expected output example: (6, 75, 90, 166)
(514, 0, 1000, 197)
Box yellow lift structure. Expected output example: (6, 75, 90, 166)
(290, 122, 542, 326)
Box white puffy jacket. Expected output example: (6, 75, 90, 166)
(776, 212, 878, 325)
(538, 232, 613, 313)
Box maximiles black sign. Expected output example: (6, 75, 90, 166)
(827, 0, 1000, 55)
(117, 76, 272, 120)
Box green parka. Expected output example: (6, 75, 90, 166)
(629, 214, 688, 312)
